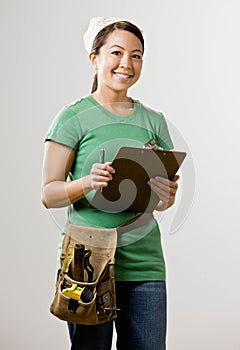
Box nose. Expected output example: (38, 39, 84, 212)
(120, 54, 132, 70)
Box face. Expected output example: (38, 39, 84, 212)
(90, 29, 143, 94)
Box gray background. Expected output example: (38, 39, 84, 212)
(1, 0, 240, 349)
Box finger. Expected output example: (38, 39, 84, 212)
(172, 174, 180, 182)
(91, 165, 113, 178)
(91, 181, 109, 190)
(148, 179, 178, 199)
(157, 176, 179, 185)
(103, 162, 116, 174)
(150, 185, 177, 205)
(149, 182, 172, 199)
(148, 178, 178, 194)
(90, 175, 112, 190)
(95, 172, 113, 183)
(93, 162, 115, 174)
(153, 177, 179, 190)
(153, 174, 180, 184)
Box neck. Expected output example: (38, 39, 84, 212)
(92, 85, 132, 103)
(91, 89, 134, 116)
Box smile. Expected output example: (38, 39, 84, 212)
(113, 72, 133, 79)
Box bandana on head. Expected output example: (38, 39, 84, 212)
(83, 17, 143, 54)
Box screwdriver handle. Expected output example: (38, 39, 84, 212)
(72, 243, 85, 281)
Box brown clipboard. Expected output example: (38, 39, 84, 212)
(90, 146, 187, 213)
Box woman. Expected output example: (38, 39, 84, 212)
(42, 17, 179, 350)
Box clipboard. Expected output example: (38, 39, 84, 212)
(90, 146, 187, 213)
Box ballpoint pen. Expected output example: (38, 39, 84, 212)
(100, 147, 105, 164)
(100, 148, 105, 192)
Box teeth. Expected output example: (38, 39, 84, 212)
(114, 73, 131, 79)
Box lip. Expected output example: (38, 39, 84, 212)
(113, 72, 133, 80)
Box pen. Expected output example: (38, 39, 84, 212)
(100, 147, 105, 164)
(100, 148, 105, 192)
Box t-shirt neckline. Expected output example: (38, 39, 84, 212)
(87, 95, 139, 121)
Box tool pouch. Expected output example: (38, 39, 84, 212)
(50, 222, 118, 325)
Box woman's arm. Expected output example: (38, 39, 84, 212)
(148, 174, 180, 211)
(41, 141, 115, 208)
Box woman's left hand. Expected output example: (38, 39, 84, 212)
(148, 174, 180, 211)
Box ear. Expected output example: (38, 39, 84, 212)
(89, 52, 98, 70)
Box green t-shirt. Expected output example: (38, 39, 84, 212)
(45, 95, 173, 281)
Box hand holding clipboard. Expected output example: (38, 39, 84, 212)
(90, 146, 187, 213)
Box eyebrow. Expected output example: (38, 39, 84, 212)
(109, 45, 142, 53)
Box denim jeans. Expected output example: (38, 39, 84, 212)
(68, 281, 167, 350)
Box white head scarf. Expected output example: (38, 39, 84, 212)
(83, 17, 143, 54)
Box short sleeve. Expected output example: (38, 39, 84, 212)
(45, 106, 82, 150)
(156, 112, 174, 150)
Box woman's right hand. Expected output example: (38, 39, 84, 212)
(41, 141, 115, 209)
(85, 162, 115, 190)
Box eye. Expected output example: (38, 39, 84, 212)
(132, 54, 142, 60)
(111, 51, 122, 56)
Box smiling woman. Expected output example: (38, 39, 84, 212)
(89, 29, 143, 114)
(88, 19, 144, 100)
(42, 16, 179, 350)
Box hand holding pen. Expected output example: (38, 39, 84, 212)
(87, 148, 115, 191)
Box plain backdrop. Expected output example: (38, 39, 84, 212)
(1, 0, 240, 349)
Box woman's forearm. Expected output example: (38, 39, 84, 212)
(41, 176, 92, 208)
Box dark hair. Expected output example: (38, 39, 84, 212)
(90, 21, 144, 93)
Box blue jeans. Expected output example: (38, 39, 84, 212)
(68, 281, 167, 350)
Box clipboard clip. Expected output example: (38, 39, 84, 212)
(143, 138, 163, 150)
